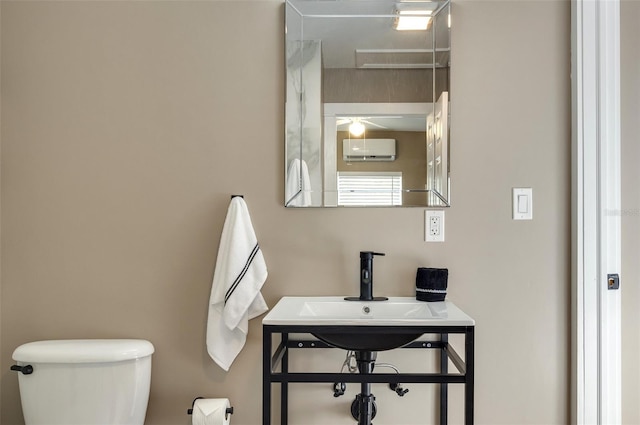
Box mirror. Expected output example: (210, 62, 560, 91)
(285, 0, 451, 207)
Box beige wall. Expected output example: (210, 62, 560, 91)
(0, 1, 570, 424)
(324, 68, 444, 103)
(0, 0, 2, 411)
(621, 0, 640, 423)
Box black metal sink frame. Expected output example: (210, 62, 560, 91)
(262, 323, 474, 425)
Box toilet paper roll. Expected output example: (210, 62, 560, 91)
(192, 398, 231, 425)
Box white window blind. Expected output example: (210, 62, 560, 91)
(337, 172, 402, 206)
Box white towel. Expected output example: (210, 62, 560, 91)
(285, 158, 312, 206)
(207, 197, 268, 371)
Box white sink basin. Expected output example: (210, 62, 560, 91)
(300, 300, 438, 321)
(263, 296, 474, 327)
(263, 297, 474, 351)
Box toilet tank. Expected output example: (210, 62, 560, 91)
(12, 339, 154, 425)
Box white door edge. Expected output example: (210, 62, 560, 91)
(571, 0, 622, 424)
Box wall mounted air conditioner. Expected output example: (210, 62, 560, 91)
(342, 139, 396, 161)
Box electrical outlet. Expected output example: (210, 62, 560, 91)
(425, 210, 445, 242)
(430, 215, 440, 235)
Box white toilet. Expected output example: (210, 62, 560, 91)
(11, 339, 154, 425)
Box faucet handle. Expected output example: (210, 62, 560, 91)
(373, 252, 385, 256)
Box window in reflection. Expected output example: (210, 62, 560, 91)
(337, 172, 402, 206)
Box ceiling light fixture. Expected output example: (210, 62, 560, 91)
(394, 9, 432, 31)
(349, 120, 366, 137)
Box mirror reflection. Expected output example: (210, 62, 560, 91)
(285, 0, 451, 207)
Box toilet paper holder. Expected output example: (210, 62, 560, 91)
(187, 397, 234, 419)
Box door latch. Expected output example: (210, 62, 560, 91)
(607, 273, 620, 290)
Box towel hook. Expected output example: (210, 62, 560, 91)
(231, 194, 244, 199)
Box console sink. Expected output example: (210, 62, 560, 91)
(262, 297, 475, 351)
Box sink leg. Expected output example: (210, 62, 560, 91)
(282, 333, 289, 425)
(263, 328, 271, 425)
(440, 333, 448, 425)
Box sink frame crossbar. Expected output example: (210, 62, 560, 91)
(262, 324, 474, 425)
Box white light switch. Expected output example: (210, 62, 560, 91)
(513, 188, 533, 220)
(517, 195, 528, 213)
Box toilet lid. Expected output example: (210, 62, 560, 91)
(12, 339, 155, 363)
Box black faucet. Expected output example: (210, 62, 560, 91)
(345, 251, 388, 301)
